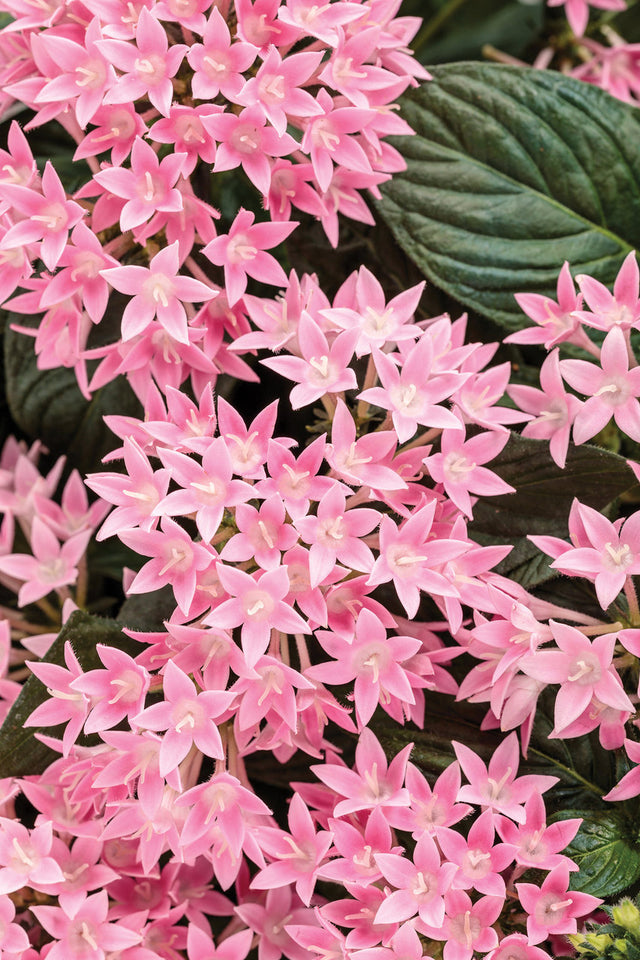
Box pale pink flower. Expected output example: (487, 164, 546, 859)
(187, 7, 257, 100)
(31, 889, 141, 960)
(0, 516, 89, 606)
(374, 832, 457, 927)
(0, 819, 64, 894)
(516, 862, 601, 944)
(574, 251, 640, 331)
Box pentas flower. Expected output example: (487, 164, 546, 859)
(237, 46, 324, 136)
(221, 498, 298, 570)
(325, 398, 404, 491)
(519, 622, 633, 732)
(0, 516, 90, 606)
(319, 807, 396, 886)
(495, 792, 581, 871)
(516, 862, 601, 944)
(132, 660, 234, 776)
(0, 160, 85, 270)
(574, 250, 640, 331)
(98, 7, 188, 116)
(149, 105, 219, 178)
(92, 137, 186, 232)
(309, 608, 423, 727)
(508, 349, 583, 469)
(205, 564, 310, 667)
(420, 891, 502, 960)
(0, 819, 64, 894)
(423, 426, 514, 518)
(560, 325, 640, 443)
(486, 934, 553, 960)
(359, 338, 463, 442)
(204, 209, 298, 306)
(187, 7, 256, 100)
(438, 809, 515, 896)
(70, 645, 150, 735)
(101, 241, 216, 343)
(375, 831, 458, 926)
(539, 499, 640, 608)
(73, 103, 148, 167)
(368, 500, 469, 618)
(454, 732, 558, 823)
(251, 793, 333, 905)
(547, 0, 627, 37)
(312, 727, 411, 817)
(389, 761, 472, 839)
(31, 889, 141, 960)
(507, 261, 586, 349)
(261, 312, 359, 409)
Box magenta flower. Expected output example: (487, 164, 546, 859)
(203, 208, 297, 306)
(574, 251, 640, 331)
(508, 260, 585, 349)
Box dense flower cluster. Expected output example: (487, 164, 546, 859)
(0, 0, 427, 403)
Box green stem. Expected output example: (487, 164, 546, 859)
(527, 746, 604, 797)
(413, 0, 472, 54)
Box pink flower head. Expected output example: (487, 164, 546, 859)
(374, 832, 457, 927)
(187, 7, 257, 100)
(0, 516, 90, 607)
(98, 7, 188, 116)
(31, 889, 141, 960)
(101, 240, 216, 344)
(206, 564, 310, 667)
(0, 819, 64, 894)
(93, 137, 185, 232)
(508, 261, 584, 349)
(519, 621, 633, 731)
(546, 499, 640, 608)
(547, 0, 627, 38)
(574, 251, 640, 331)
(454, 732, 557, 823)
(262, 313, 358, 409)
(203, 208, 297, 306)
(516, 862, 601, 944)
(561, 325, 640, 444)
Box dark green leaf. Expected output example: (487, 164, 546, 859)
(561, 810, 640, 898)
(118, 585, 178, 632)
(469, 434, 636, 588)
(4, 317, 142, 476)
(376, 64, 640, 330)
(416, 0, 544, 64)
(0, 610, 140, 777)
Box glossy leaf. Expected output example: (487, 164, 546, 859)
(470, 434, 636, 588)
(562, 810, 640, 898)
(376, 64, 640, 329)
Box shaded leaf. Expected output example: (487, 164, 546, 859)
(4, 318, 142, 476)
(376, 64, 640, 330)
(416, 0, 544, 64)
(561, 810, 640, 898)
(118, 585, 177, 632)
(469, 434, 636, 588)
(0, 610, 140, 777)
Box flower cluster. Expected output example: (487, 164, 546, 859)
(0, 0, 427, 405)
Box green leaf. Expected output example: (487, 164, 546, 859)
(561, 810, 640, 898)
(4, 317, 142, 476)
(0, 610, 140, 777)
(376, 64, 640, 330)
(416, 0, 544, 64)
(469, 434, 636, 588)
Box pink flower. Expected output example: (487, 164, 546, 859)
(93, 137, 185, 232)
(262, 313, 358, 409)
(133, 660, 235, 776)
(424, 426, 514, 518)
(561, 325, 640, 443)
(507, 261, 585, 349)
(203, 208, 297, 306)
(547, 0, 627, 37)
(98, 7, 188, 116)
(546, 499, 640, 608)
(454, 732, 557, 824)
(574, 251, 640, 331)
(205, 564, 310, 667)
(0, 819, 64, 894)
(0, 516, 90, 607)
(519, 621, 633, 731)
(31, 889, 141, 960)
(187, 7, 257, 100)
(374, 832, 457, 927)
(516, 862, 601, 944)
